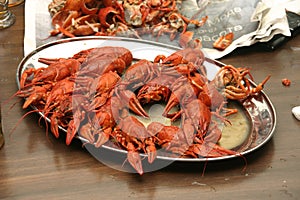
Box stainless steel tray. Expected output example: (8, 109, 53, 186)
(16, 36, 276, 163)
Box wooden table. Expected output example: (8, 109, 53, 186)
(0, 4, 299, 200)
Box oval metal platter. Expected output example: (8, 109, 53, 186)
(16, 36, 276, 162)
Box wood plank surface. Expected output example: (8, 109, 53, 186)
(0, 4, 299, 200)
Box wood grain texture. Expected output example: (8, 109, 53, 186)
(0, 4, 299, 200)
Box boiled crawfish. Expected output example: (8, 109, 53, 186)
(137, 74, 176, 104)
(211, 65, 271, 100)
(48, 0, 208, 48)
(114, 59, 160, 118)
(79, 96, 117, 147)
(20, 58, 80, 89)
(78, 46, 133, 77)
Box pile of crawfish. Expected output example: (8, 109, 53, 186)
(48, 0, 207, 47)
(16, 46, 270, 175)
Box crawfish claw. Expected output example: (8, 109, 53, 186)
(127, 148, 143, 175)
(120, 90, 149, 118)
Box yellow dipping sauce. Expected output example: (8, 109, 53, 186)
(218, 101, 250, 150)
